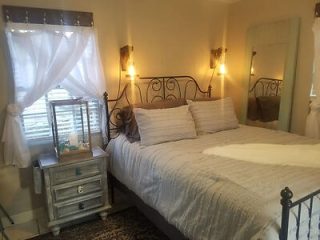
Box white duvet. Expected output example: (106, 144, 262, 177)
(107, 125, 320, 240)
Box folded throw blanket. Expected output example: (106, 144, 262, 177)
(203, 143, 320, 168)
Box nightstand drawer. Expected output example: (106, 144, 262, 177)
(55, 193, 103, 219)
(50, 159, 103, 185)
(53, 175, 103, 202)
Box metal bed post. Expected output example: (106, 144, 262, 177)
(208, 85, 212, 98)
(0, 203, 14, 240)
(103, 92, 115, 204)
(279, 187, 293, 240)
(103, 92, 111, 143)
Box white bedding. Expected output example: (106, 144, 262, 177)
(107, 125, 320, 240)
(203, 143, 320, 168)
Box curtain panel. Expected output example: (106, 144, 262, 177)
(306, 18, 320, 138)
(2, 23, 106, 168)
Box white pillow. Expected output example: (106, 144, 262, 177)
(133, 105, 197, 146)
(187, 97, 239, 134)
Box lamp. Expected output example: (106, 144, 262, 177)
(250, 51, 257, 76)
(208, 47, 228, 94)
(210, 47, 228, 75)
(120, 45, 138, 80)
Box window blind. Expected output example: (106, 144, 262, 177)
(21, 87, 101, 140)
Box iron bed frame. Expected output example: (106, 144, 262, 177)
(104, 75, 320, 240)
(249, 77, 283, 97)
(247, 77, 282, 124)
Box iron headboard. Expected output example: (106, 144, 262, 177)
(249, 77, 283, 97)
(103, 75, 211, 141)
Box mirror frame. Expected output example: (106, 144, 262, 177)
(240, 17, 300, 131)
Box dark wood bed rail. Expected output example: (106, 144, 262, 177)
(280, 187, 320, 240)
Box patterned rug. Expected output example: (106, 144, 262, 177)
(29, 207, 169, 240)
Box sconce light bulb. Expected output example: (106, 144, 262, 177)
(250, 67, 255, 76)
(128, 63, 136, 80)
(219, 63, 227, 75)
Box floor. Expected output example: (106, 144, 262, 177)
(1, 220, 45, 240)
(1, 190, 132, 240)
(28, 207, 169, 240)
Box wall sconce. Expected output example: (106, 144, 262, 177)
(250, 51, 257, 76)
(120, 45, 139, 80)
(208, 47, 228, 94)
(210, 47, 228, 76)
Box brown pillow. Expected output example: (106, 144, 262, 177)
(256, 96, 280, 122)
(118, 99, 187, 142)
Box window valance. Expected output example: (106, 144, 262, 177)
(2, 5, 93, 27)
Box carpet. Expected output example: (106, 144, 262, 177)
(29, 207, 169, 240)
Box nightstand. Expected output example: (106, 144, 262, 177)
(39, 146, 110, 236)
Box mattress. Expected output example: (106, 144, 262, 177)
(107, 125, 320, 240)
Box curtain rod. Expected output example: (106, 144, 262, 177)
(2, 5, 93, 27)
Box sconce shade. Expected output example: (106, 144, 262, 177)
(126, 63, 138, 80)
(219, 63, 227, 75)
(210, 48, 222, 69)
(210, 47, 227, 76)
(250, 51, 257, 76)
(120, 45, 133, 71)
(210, 47, 227, 70)
(250, 67, 255, 76)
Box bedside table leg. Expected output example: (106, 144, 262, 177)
(100, 211, 107, 221)
(52, 226, 60, 236)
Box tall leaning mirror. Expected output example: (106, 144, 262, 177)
(242, 18, 300, 131)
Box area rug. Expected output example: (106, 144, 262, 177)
(29, 207, 169, 240)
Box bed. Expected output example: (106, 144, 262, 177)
(104, 76, 320, 240)
(246, 77, 283, 129)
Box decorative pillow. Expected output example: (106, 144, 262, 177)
(256, 96, 280, 122)
(118, 99, 187, 142)
(133, 105, 197, 146)
(188, 97, 239, 134)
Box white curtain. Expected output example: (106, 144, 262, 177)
(306, 18, 320, 138)
(2, 23, 106, 168)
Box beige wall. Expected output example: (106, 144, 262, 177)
(226, 0, 315, 135)
(0, 0, 228, 218)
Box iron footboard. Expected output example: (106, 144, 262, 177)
(280, 187, 320, 240)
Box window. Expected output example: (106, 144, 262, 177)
(21, 86, 101, 141)
(3, 18, 106, 168)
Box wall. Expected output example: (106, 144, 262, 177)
(0, 0, 228, 224)
(226, 0, 315, 135)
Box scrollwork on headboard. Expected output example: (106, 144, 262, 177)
(249, 77, 283, 97)
(103, 75, 211, 141)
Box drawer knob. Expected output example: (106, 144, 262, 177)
(75, 168, 82, 176)
(77, 186, 84, 194)
(78, 203, 85, 210)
